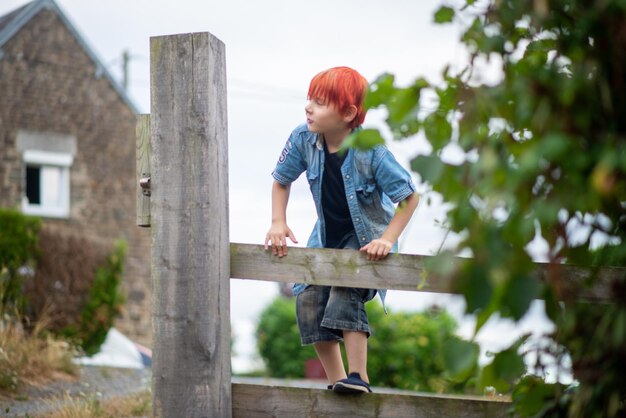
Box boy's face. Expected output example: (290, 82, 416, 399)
(305, 99, 354, 135)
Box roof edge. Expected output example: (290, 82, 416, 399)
(0, 0, 45, 48)
(0, 0, 139, 114)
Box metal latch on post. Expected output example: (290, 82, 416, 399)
(140, 175, 151, 196)
(136, 113, 151, 227)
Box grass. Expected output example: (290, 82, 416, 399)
(0, 314, 79, 395)
(42, 389, 152, 418)
(1, 314, 151, 417)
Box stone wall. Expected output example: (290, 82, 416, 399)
(0, 8, 152, 346)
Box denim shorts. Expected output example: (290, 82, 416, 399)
(296, 285, 376, 345)
(295, 230, 376, 345)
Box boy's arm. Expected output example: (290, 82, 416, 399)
(360, 192, 419, 261)
(265, 180, 298, 257)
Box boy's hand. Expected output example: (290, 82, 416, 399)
(265, 222, 298, 257)
(360, 238, 393, 261)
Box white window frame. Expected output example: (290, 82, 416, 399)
(22, 150, 73, 219)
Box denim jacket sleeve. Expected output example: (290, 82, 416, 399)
(271, 130, 307, 185)
(372, 146, 416, 203)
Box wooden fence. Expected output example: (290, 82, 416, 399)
(136, 31, 618, 418)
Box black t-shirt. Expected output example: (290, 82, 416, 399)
(322, 141, 355, 248)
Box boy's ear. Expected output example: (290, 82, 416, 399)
(343, 105, 358, 123)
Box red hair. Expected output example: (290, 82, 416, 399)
(307, 66, 368, 129)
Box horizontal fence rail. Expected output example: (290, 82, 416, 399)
(232, 383, 511, 418)
(230, 243, 621, 301)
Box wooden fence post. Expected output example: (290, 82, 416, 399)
(150, 32, 231, 417)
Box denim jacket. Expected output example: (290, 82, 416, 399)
(272, 123, 416, 303)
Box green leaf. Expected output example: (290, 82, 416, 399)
(483, 340, 531, 393)
(389, 118, 421, 140)
(442, 337, 479, 380)
(539, 133, 570, 161)
(532, 200, 561, 226)
(474, 302, 496, 334)
(434, 6, 455, 23)
(493, 348, 526, 381)
(448, 200, 476, 231)
(411, 154, 445, 184)
(501, 274, 542, 320)
(343, 129, 385, 151)
(512, 376, 560, 416)
(386, 87, 421, 124)
(542, 285, 560, 323)
(479, 362, 509, 393)
(423, 112, 452, 149)
(524, 39, 557, 58)
(613, 309, 626, 344)
(436, 84, 458, 113)
(364, 73, 396, 109)
(455, 262, 494, 314)
(517, 145, 541, 175)
(423, 251, 458, 277)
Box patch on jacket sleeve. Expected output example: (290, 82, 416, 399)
(277, 139, 293, 164)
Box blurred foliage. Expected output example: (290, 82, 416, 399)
(0, 209, 40, 316)
(256, 295, 480, 393)
(348, 0, 626, 416)
(256, 296, 317, 377)
(61, 241, 127, 356)
(0, 208, 126, 356)
(366, 301, 480, 393)
(23, 230, 110, 332)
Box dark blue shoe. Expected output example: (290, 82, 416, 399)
(333, 372, 372, 393)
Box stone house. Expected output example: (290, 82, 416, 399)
(0, 0, 151, 346)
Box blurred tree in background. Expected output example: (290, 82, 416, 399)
(256, 296, 316, 378)
(366, 301, 481, 393)
(348, 0, 625, 416)
(256, 295, 480, 393)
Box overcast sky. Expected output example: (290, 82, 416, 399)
(2, 0, 561, 375)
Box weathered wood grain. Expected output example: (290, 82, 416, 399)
(135, 114, 150, 227)
(232, 383, 512, 418)
(230, 243, 446, 293)
(150, 32, 230, 418)
(230, 243, 621, 300)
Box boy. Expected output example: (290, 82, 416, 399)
(265, 66, 419, 393)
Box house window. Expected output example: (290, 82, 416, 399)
(22, 150, 73, 218)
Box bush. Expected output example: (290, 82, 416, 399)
(0, 208, 41, 316)
(66, 241, 127, 355)
(256, 294, 479, 393)
(361, 0, 626, 415)
(366, 302, 478, 393)
(23, 229, 110, 331)
(0, 209, 127, 356)
(256, 296, 316, 377)
(22, 230, 127, 355)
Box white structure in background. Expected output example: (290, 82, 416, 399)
(75, 328, 150, 369)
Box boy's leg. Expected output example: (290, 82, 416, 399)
(296, 285, 346, 385)
(320, 286, 376, 390)
(343, 330, 369, 383)
(324, 232, 376, 391)
(313, 341, 347, 384)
